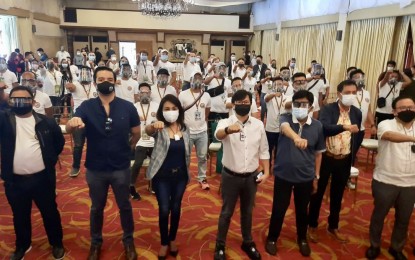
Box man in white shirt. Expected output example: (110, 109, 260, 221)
(115, 64, 139, 103)
(67, 57, 79, 81)
(179, 71, 211, 189)
(214, 89, 270, 260)
(40, 59, 63, 106)
(259, 68, 273, 121)
(150, 68, 177, 104)
(241, 65, 259, 101)
(153, 49, 177, 89)
(232, 58, 247, 79)
(227, 77, 258, 117)
(182, 51, 202, 91)
(306, 72, 325, 119)
(366, 96, 415, 260)
(130, 83, 160, 200)
(106, 54, 120, 74)
(30, 60, 42, 78)
(55, 46, 70, 64)
(227, 53, 237, 77)
(21, 72, 53, 117)
(65, 67, 98, 177)
(0, 57, 18, 95)
(136, 50, 154, 85)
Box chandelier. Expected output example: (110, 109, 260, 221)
(132, 0, 195, 18)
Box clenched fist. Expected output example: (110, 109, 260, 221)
(152, 121, 164, 131)
(227, 123, 241, 134)
(67, 117, 85, 129)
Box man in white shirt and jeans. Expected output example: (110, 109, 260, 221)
(179, 71, 211, 189)
(182, 51, 201, 91)
(115, 64, 139, 103)
(366, 96, 415, 260)
(214, 89, 270, 260)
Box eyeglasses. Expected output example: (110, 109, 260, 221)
(396, 106, 415, 111)
(293, 80, 307, 85)
(235, 101, 251, 105)
(293, 102, 310, 108)
(105, 117, 113, 133)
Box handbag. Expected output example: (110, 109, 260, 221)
(377, 84, 395, 108)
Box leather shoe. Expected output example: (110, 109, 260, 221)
(264, 240, 277, 256)
(87, 244, 102, 260)
(52, 245, 65, 260)
(214, 243, 226, 260)
(388, 247, 407, 260)
(297, 239, 311, 256)
(241, 242, 261, 260)
(327, 228, 348, 243)
(308, 227, 318, 243)
(124, 243, 138, 260)
(365, 246, 380, 259)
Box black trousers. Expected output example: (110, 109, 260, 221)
(309, 154, 351, 229)
(375, 111, 394, 126)
(267, 177, 313, 241)
(4, 171, 63, 250)
(352, 130, 365, 166)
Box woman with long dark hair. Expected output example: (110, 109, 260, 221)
(145, 94, 190, 259)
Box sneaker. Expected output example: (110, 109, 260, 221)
(69, 168, 80, 177)
(10, 246, 32, 260)
(241, 242, 261, 260)
(52, 245, 65, 260)
(147, 185, 155, 194)
(347, 180, 356, 190)
(130, 186, 141, 201)
(199, 179, 210, 190)
(365, 246, 381, 259)
(327, 228, 348, 243)
(308, 227, 318, 243)
(388, 247, 407, 260)
(214, 243, 226, 260)
(297, 239, 311, 257)
(264, 240, 277, 256)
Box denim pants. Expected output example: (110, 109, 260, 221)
(152, 170, 188, 245)
(189, 131, 208, 182)
(260, 92, 267, 121)
(72, 128, 86, 169)
(86, 168, 134, 246)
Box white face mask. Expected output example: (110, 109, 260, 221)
(341, 94, 356, 107)
(163, 110, 179, 123)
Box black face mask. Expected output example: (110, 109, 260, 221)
(234, 104, 251, 116)
(397, 110, 415, 123)
(97, 81, 115, 95)
(11, 106, 32, 115)
(9, 97, 33, 115)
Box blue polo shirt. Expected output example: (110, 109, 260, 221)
(274, 114, 326, 183)
(75, 97, 140, 171)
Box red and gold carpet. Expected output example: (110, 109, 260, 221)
(0, 137, 415, 260)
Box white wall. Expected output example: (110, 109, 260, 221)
(33, 20, 62, 37)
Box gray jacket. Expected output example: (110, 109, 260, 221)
(146, 126, 191, 180)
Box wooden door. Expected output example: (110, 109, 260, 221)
(136, 41, 154, 59)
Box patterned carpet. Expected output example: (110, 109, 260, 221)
(0, 135, 415, 260)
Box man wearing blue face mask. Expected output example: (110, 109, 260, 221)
(153, 49, 177, 90)
(265, 90, 325, 257)
(0, 86, 65, 260)
(182, 51, 201, 91)
(308, 80, 362, 244)
(66, 67, 141, 260)
(136, 50, 154, 85)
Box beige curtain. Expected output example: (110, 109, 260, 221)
(347, 17, 396, 111)
(410, 16, 415, 63)
(278, 23, 337, 83)
(249, 31, 262, 55)
(261, 29, 278, 62)
(390, 16, 410, 70)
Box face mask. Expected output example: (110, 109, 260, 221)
(111, 57, 117, 61)
(32, 64, 39, 70)
(192, 80, 202, 89)
(120, 60, 128, 65)
(163, 110, 179, 123)
(0, 64, 7, 70)
(219, 71, 225, 77)
(234, 104, 251, 116)
(389, 78, 397, 85)
(341, 94, 356, 106)
(62, 63, 68, 68)
(397, 110, 415, 123)
(196, 57, 200, 62)
(47, 62, 54, 70)
(248, 71, 254, 76)
(292, 107, 308, 120)
(282, 75, 290, 81)
(97, 81, 115, 95)
(122, 71, 131, 78)
(256, 59, 261, 64)
(77, 52, 81, 55)
(140, 94, 150, 104)
(88, 56, 95, 61)
(387, 66, 394, 71)
(158, 79, 168, 87)
(231, 56, 236, 61)
(9, 97, 33, 115)
(265, 73, 271, 77)
(271, 64, 276, 68)
(356, 79, 365, 88)
(238, 63, 244, 68)
(141, 55, 148, 61)
(190, 57, 196, 63)
(161, 54, 168, 61)
(290, 62, 295, 68)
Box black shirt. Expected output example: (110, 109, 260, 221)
(75, 97, 140, 171)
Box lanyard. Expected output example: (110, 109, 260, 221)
(356, 90, 364, 109)
(157, 86, 167, 99)
(190, 89, 202, 110)
(273, 95, 283, 115)
(140, 103, 150, 125)
(142, 61, 147, 74)
(82, 84, 91, 99)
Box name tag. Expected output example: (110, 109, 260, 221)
(143, 75, 149, 82)
(141, 127, 150, 140)
(54, 85, 60, 95)
(194, 111, 202, 121)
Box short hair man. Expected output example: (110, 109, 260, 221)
(20, 71, 53, 117)
(66, 67, 141, 259)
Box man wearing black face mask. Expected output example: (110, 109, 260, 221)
(213, 89, 270, 260)
(252, 55, 268, 81)
(366, 96, 415, 260)
(66, 67, 141, 260)
(0, 86, 65, 260)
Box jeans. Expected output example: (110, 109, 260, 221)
(152, 170, 188, 245)
(131, 146, 153, 185)
(72, 128, 86, 169)
(266, 131, 279, 169)
(309, 154, 351, 229)
(216, 170, 257, 245)
(86, 168, 134, 246)
(4, 171, 63, 249)
(260, 92, 267, 121)
(267, 177, 313, 241)
(369, 180, 415, 251)
(189, 131, 208, 181)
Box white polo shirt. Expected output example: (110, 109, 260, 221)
(376, 82, 402, 114)
(33, 90, 52, 115)
(42, 69, 63, 97)
(232, 67, 247, 79)
(136, 60, 155, 85)
(179, 89, 211, 134)
(182, 61, 201, 82)
(154, 61, 176, 82)
(352, 89, 370, 130)
(375, 119, 415, 187)
(71, 82, 98, 112)
(150, 84, 177, 104)
(306, 79, 325, 111)
(227, 97, 258, 117)
(207, 77, 232, 113)
(243, 77, 257, 93)
(215, 115, 270, 173)
(115, 78, 139, 103)
(0, 69, 18, 94)
(135, 101, 159, 147)
(261, 80, 273, 94)
(265, 94, 287, 133)
(56, 50, 70, 63)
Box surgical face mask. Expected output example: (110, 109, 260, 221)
(190, 57, 196, 63)
(292, 107, 308, 120)
(161, 54, 168, 61)
(290, 62, 296, 68)
(196, 57, 200, 62)
(231, 56, 236, 61)
(0, 63, 7, 71)
(387, 66, 394, 71)
(140, 93, 150, 104)
(97, 81, 115, 95)
(88, 55, 95, 61)
(77, 52, 81, 55)
(163, 110, 179, 123)
(397, 110, 415, 123)
(32, 64, 39, 70)
(61, 63, 68, 68)
(9, 97, 33, 115)
(111, 56, 117, 61)
(141, 54, 148, 61)
(341, 94, 356, 106)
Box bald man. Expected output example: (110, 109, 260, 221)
(20, 71, 53, 118)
